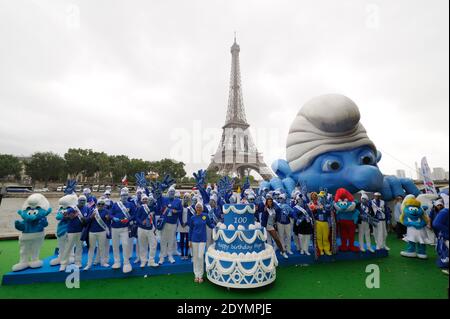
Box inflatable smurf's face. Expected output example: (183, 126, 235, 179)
(292, 146, 384, 194)
(335, 198, 351, 211)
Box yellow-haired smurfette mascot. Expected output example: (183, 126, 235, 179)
(400, 196, 433, 259)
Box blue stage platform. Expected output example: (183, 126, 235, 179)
(2, 240, 388, 285)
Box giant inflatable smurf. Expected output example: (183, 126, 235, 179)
(12, 193, 52, 271)
(261, 94, 420, 200)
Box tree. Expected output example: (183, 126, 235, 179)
(108, 155, 131, 184)
(25, 152, 65, 187)
(206, 167, 221, 184)
(151, 158, 186, 181)
(0, 154, 22, 180)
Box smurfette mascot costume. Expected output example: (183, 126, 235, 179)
(12, 193, 52, 271)
(400, 196, 433, 259)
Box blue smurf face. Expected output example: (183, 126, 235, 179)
(404, 205, 423, 218)
(292, 146, 383, 194)
(335, 199, 351, 210)
(20, 206, 48, 222)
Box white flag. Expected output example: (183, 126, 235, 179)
(420, 157, 437, 195)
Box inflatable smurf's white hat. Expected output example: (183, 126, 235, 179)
(22, 193, 50, 211)
(286, 94, 377, 172)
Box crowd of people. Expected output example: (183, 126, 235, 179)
(50, 172, 449, 282)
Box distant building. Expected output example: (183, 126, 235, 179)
(396, 169, 406, 178)
(432, 167, 446, 180)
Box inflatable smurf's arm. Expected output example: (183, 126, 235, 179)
(240, 176, 250, 199)
(381, 176, 420, 201)
(160, 175, 175, 191)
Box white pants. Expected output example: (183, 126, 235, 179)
(20, 232, 45, 263)
(112, 227, 131, 265)
(373, 221, 388, 249)
(128, 237, 138, 260)
(56, 233, 68, 259)
(291, 219, 301, 251)
(277, 222, 292, 253)
(138, 227, 157, 263)
(160, 223, 177, 260)
(358, 222, 372, 250)
(61, 232, 82, 266)
(191, 242, 206, 278)
(87, 231, 108, 266)
(94, 236, 110, 264)
(299, 234, 311, 252)
(171, 228, 179, 255)
(206, 227, 214, 248)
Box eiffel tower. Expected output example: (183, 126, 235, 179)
(208, 37, 273, 180)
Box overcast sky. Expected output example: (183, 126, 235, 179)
(0, 0, 448, 179)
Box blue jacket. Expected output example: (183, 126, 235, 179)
(88, 208, 111, 233)
(292, 205, 313, 225)
(188, 213, 214, 243)
(66, 207, 85, 233)
(276, 203, 292, 224)
(261, 204, 281, 228)
(111, 201, 134, 228)
(160, 197, 182, 224)
(432, 208, 449, 240)
(136, 204, 156, 230)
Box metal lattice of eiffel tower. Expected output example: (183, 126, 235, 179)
(208, 37, 273, 180)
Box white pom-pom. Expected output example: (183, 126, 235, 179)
(248, 224, 256, 230)
(237, 225, 245, 231)
(254, 222, 261, 229)
(227, 224, 235, 230)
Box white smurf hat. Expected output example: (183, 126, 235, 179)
(286, 94, 377, 172)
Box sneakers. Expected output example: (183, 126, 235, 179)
(50, 257, 61, 266)
(123, 263, 132, 273)
(281, 252, 289, 259)
(101, 263, 110, 268)
(417, 254, 428, 259)
(112, 263, 121, 269)
(83, 265, 91, 271)
(324, 251, 332, 256)
(300, 250, 305, 255)
(305, 251, 311, 256)
(287, 251, 294, 255)
(148, 261, 159, 267)
(140, 262, 147, 268)
(59, 265, 66, 272)
(442, 269, 449, 275)
(168, 256, 176, 264)
(198, 278, 204, 283)
(360, 248, 366, 253)
(384, 246, 390, 251)
(194, 277, 199, 283)
(401, 251, 417, 258)
(368, 247, 375, 253)
(158, 258, 165, 265)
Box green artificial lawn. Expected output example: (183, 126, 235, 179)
(0, 234, 447, 299)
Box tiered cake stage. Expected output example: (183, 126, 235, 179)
(2, 240, 388, 286)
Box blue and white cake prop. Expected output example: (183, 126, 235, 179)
(205, 204, 278, 288)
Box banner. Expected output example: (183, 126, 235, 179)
(420, 157, 437, 195)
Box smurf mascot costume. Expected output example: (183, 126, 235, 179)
(400, 196, 433, 259)
(13, 193, 52, 271)
(111, 187, 135, 273)
(334, 188, 360, 252)
(50, 183, 78, 266)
